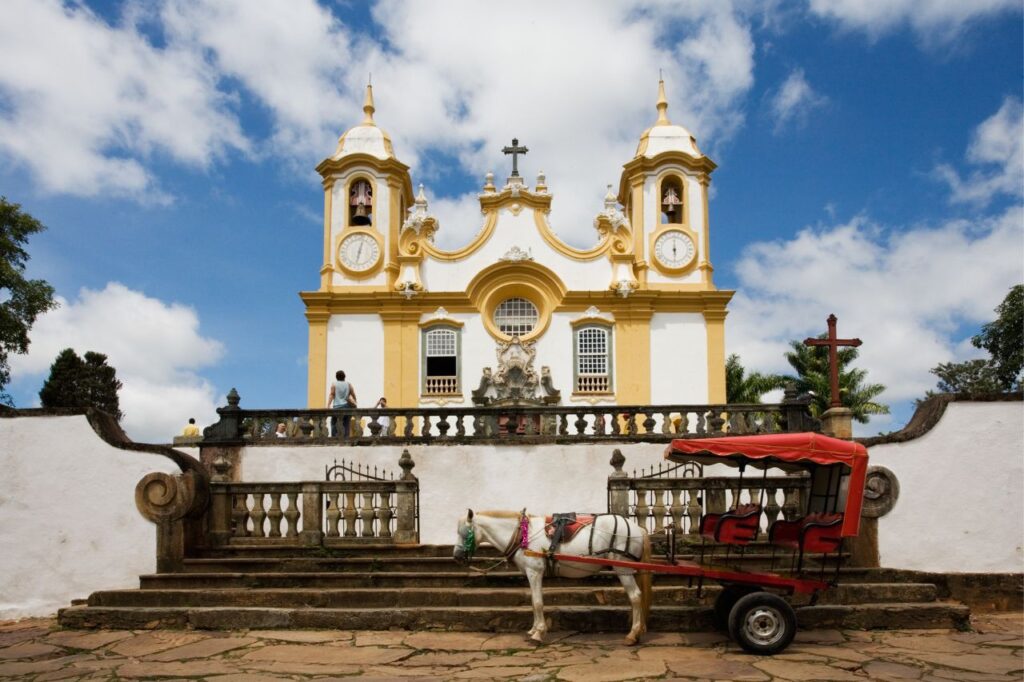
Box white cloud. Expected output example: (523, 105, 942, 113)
(807, 0, 1019, 42)
(934, 97, 1023, 206)
(0, 0, 250, 200)
(728, 207, 1023, 424)
(0, 0, 758, 245)
(768, 68, 827, 133)
(9, 283, 224, 442)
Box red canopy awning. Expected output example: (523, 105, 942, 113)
(664, 432, 868, 537)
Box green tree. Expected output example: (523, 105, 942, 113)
(784, 338, 889, 423)
(0, 197, 57, 405)
(971, 284, 1023, 390)
(928, 359, 1003, 396)
(39, 348, 123, 420)
(726, 354, 788, 404)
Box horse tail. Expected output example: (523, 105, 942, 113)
(638, 531, 653, 633)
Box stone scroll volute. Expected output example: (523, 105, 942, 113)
(135, 470, 206, 523)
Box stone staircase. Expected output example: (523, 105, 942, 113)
(58, 543, 971, 632)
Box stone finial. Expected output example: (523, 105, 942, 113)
(226, 388, 240, 408)
(362, 83, 376, 125)
(609, 448, 627, 478)
(483, 171, 496, 193)
(655, 78, 670, 126)
(604, 184, 618, 210)
(535, 170, 547, 193)
(399, 449, 416, 480)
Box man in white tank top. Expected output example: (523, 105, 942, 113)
(327, 370, 357, 439)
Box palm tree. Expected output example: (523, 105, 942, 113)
(783, 338, 888, 423)
(726, 354, 788, 404)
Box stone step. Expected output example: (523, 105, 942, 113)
(57, 601, 970, 632)
(91, 582, 938, 609)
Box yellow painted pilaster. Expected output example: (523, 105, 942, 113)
(382, 308, 422, 409)
(320, 180, 335, 291)
(704, 309, 727, 403)
(306, 310, 329, 407)
(387, 177, 403, 290)
(698, 173, 714, 287)
(613, 305, 653, 404)
(630, 177, 647, 285)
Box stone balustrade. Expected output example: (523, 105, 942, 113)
(201, 388, 816, 445)
(608, 450, 811, 541)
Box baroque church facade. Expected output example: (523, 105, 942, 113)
(301, 81, 733, 410)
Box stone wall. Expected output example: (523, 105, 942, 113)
(867, 400, 1023, 573)
(0, 414, 178, 619)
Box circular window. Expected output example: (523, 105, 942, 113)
(493, 297, 538, 337)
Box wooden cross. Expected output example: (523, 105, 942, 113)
(502, 138, 528, 177)
(803, 314, 862, 409)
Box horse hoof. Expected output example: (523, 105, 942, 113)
(530, 634, 545, 644)
(624, 635, 638, 646)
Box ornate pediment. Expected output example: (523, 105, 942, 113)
(471, 337, 561, 406)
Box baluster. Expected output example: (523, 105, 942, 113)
(455, 414, 466, 438)
(523, 413, 537, 436)
(343, 492, 358, 536)
(686, 489, 702, 536)
(660, 411, 672, 435)
(437, 413, 451, 438)
(764, 487, 780, 529)
(669, 489, 685, 533)
(782, 485, 801, 521)
(378, 491, 393, 538)
(250, 493, 266, 538)
(326, 492, 341, 537)
(706, 487, 726, 515)
(695, 411, 706, 435)
(404, 413, 414, 438)
(642, 411, 656, 435)
(558, 413, 568, 436)
(573, 412, 587, 435)
(360, 492, 376, 537)
(651, 489, 666, 532)
(284, 492, 300, 537)
(266, 493, 283, 537)
(708, 409, 726, 435)
(231, 494, 250, 537)
(634, 488, 650, 532)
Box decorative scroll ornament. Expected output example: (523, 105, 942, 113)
(135, 470, 204, 523)
(471, 338, 561, 406)
(594, 184, 631, 235)
(426, 306, 452, 321)
(862, 465, 900, 518)
(500, 246, 534, 262)
(572, 306, 615, 323)
(614, 280, 637, 298)
(401, 184, 438, 239)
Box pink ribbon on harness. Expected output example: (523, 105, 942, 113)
(520, 514, 529, 549)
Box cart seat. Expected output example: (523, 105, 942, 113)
(769, 512, 843, 554)
(699, 503, 762, 545)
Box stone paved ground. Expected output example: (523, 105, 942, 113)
(0, 613, 1020, 681)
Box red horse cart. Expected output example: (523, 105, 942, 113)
(527, 432, 868, 654)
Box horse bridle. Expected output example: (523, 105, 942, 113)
(461, 510, 529, 573)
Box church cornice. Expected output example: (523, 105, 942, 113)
(316, 153, 413, 199)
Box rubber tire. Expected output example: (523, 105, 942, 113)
(727, 591, 797, 656)
(713, 585, 755, 632)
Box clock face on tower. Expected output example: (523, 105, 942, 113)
(338, 232, 381, 273)
(653, 229, 696, 270)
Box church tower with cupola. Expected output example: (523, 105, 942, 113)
(302, 80, 731, 411)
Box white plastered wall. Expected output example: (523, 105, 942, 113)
(325, 314, 385, 408)
(649, 312, 708, 403)
(870, 401, 1023, 572)
(0, 416, 178, 619)
(242, 442, 669, 545)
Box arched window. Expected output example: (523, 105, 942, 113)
(494, 297, 538, 337)
(349, 179, 373, 226)
(422, 327, 460, 395)
(660, 176, 684, 224)
(574, 326, 612, 393)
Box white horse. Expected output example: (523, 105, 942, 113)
(454, 509, 652, 645)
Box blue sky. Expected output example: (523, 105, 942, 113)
(2, 1, 1022, 441)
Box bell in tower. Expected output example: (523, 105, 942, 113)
(349, 179, 373, 225)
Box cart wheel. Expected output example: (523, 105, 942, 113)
(727, 592, 797, 655)
(713, 585, 754, 632)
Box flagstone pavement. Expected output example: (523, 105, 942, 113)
(0, 613, 1019, 681)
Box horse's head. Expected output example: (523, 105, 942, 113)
(453, 508, 475, 565)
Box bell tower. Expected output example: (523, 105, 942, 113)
(314, 84, 414, 292)
(618, 79, 717, 289)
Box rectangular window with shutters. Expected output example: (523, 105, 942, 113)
(422, 327, 460, 396)
(574, 326, 612, 394)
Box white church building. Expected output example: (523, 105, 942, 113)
(301, 81, 733, 411)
